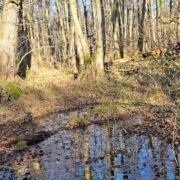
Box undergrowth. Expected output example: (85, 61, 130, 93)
(66, 113, 89, 129)
(0, 56, 180, 124)
(5, 83, 21, 99)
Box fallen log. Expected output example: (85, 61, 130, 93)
(112, 56, 136, 65)
(111, 48, 167, 66)
(141, 48, 167, 58)
(2, 131, 53, 147)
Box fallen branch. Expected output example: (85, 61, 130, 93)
(112, 48, 167, 66)
(2, 131, 53, 147)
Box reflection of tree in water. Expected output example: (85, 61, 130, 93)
(3, 117, 180, 180)
(105, 123, 130, 179)
(106, 124, 115, 179)
(83, 137, 91, 180)
(103, 123, 179, 180)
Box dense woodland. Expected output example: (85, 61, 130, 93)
(0, 0, 179, 81)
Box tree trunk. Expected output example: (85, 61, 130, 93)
(55, 0, 67, 63)
(94, 0, 105, 71)
(156, 0, 160, 44)
(147, 0, 155, 46)
(17, 0, 31, 79)
(70, 0, 90, 58)
(117, 0, 124, 58)
(0, 0, 20, 81)
(177, 1, 180, 39)
(45, 0, 54, 57)
(128, 0, 133, 45)
(159, 0, 165, 45)
(82, 0, 89, 37)
(137, 0, 146, 52)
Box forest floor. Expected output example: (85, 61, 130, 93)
(0, 57, 180, 150)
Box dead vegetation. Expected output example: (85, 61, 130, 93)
(0, 55, 180, 147)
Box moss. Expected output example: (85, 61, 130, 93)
(84, 53, 92, 65)
(17, 141, 26, 148)
(5, 83, 21, 98)
(26, 69, 31, 75)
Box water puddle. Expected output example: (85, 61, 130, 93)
(1, 111, 180, 180)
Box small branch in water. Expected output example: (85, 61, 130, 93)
(2, 131, 54, 147)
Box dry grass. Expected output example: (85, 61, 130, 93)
(0, 57, 180, 124)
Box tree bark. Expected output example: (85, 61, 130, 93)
(0, 0, 20, 81)
(70, 0, 90, 58)
(17, 0, 31, 79)
(94, 0, 105, 70)
(137, 0, 146, 52)
(147, 0, 155, 46)
(55, 0, 67, 63)
(117, 0, 124, 58)
(128, 0, 133, 45)
(177, 1, 180, 39)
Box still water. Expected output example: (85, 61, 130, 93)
(1, 112, 180, 180)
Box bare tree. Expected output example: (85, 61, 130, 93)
(70, 0, 90, 59)
(0, 0, 179, 81)
(137, 0, 146, 52)
(94, 0, 104, 71)
(0, 0, 20, 81)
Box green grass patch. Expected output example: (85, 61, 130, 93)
(118, 98, 145, 106)
(46, 109, 50, 113)
(149, 93, 165, 103)
(68, 113, 78, 121)
(131, 98, 145, 106)
(80, 117, 87, 124)
(66, 113, 89, 129)
(68, 113, 88, 125)
(5, 83, 21, 98)
(93, 101, 118, 115)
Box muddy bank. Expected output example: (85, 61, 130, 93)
(1, 102, 180, 150)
